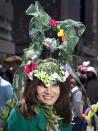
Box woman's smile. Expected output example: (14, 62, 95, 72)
(43, 94, 53, 100)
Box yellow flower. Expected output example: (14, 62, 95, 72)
(41, 74, 50, 85)
(57, 29, 64, 37)
(35, 70, 50, 85)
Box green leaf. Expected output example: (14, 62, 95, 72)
(33, 105, 40, 114)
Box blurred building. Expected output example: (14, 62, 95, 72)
(83, 0, 98, 57)
(61, 0, 81, 20)
(79, 0, 98, 65)
(61, 0, 98, 66)
(0, 0, 15, 61)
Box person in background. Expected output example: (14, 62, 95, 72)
(78, 61, 90, 74)
(86, 66, 98, 105)
(0, 65, 16, 130)
(81, 66, 98, 131)
(3, 68, 13, 84)
(0, 65, 15, 107)
(67, 76, 84, 131)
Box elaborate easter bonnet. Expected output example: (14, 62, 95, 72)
(13, 1, 85, 91)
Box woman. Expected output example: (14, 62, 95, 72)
(5, 1, 85, 130)
(6, 74, 72, 131)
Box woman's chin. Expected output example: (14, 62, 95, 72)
(42, 100, 55, 106)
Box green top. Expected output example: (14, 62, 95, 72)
(6, 107, 72, 131)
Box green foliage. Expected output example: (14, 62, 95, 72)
(44, 106, 62, 131)
(0, 98, 17, 131)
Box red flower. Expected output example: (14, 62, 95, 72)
(50, 19, 58, 27)
(31, 61, 38, 69)
(24, 64, 32, 75)
(24, 61, 38, 75)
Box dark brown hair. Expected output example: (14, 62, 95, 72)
(20, 77, 72, 126)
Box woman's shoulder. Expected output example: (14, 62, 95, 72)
(9, 107, 19, 115)
(7, 107, 23, 121)
(6, 107, 29, 131)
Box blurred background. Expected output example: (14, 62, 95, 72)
(0, 0, 98, 73)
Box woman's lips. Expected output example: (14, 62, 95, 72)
(43, 95, 53, 100)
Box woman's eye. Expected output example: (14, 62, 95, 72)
(52, 84, 58, 87)
(39, 83, 44, 87)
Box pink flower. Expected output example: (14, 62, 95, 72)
(50, 19, 58, 27)
(24, 61, 38, 75)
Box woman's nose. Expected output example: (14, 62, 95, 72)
(45, 87, 51, 94)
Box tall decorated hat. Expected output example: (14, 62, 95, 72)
(13, 1, 85, 92)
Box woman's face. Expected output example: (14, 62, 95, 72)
(36, 84, 60, 105)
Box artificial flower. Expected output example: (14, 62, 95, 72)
(24, 61, 38, 75)
(24, 63, 32, 75)
(28, 71, 34, 80)
(24, 49, 40, 59)
(61, 35, 69, 43)
(57, 29, 64, 37)
(24, 50, 33, 59)
(50, 73, 61, 81)
(43, 38, 58, 51)
(41, 74, 50, 85)
(50, 19, 58, 27)
(44, 38, 53, 45)
(63, 71, 69, 80)
(57, 24, 60, 29)
(31, 61, 38, 69)
(34, 70, 50, 85)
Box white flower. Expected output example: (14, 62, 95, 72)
(28, 71, 34, 80)
(27, 60, 32, 65)
(62, 71, 69, 81)
(50, 72, 61, 81)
